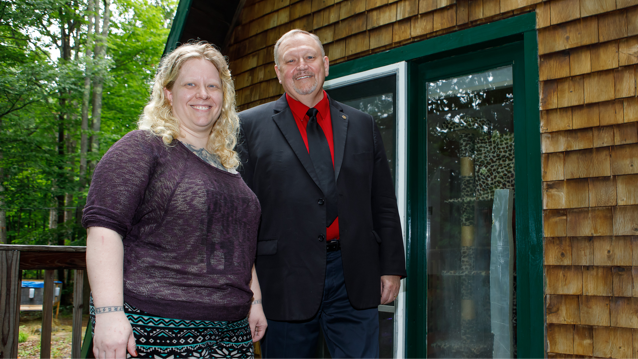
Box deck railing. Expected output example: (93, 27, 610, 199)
(0, 244, 87, 359)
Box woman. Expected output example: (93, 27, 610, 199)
(83, 42, 266, 359)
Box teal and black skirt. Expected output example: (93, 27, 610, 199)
(90, 299, 254, 358)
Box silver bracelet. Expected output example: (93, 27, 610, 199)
(94, 306, 124, 314)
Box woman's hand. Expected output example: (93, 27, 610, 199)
(87, 227, 135, 358)
(93, 312, 137, 359)
(248, 300, 267, 342)
(248, 265, 267, 342)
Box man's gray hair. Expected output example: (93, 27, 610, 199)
(274, 29, 325, 67)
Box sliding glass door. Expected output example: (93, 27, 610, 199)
(323, 63, 408, 359)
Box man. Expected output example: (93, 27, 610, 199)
(237, 29, 406, 358)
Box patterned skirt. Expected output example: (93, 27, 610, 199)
(90, 300, 254, 358)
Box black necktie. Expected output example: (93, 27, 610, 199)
(306, 108, 338, 227)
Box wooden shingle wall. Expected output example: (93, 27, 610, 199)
(227, 0, 638, 357)
(227, 0, 548, 110)
(540, 1, 638, 358)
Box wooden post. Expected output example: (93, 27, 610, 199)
(72, 270, 85, 359)
(0, 250, 20, 359)
(41, 270, 54, 359)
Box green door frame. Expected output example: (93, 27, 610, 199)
(328, 12, 542, 359)
(163, 0, 193, 56)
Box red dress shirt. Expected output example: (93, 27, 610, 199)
(286, 91, 340, 240)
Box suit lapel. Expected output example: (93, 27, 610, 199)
(271, 95, 322, 190)
(329, 96, 348, 182)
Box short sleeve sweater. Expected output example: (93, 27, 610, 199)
(82, 130, 261, 321)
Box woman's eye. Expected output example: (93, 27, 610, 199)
(186, 83, 195, 87)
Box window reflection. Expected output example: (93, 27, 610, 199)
(327, 76, 397, 183)
(426, 66, 516, 358)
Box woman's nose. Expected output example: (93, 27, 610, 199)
(196, 85, 209, 99)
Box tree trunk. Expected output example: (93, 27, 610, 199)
(77, 0, 94, 226)
(52, 6, 71, 247)
(65, 104, 76, 244)
(0, 148, 6, 244)
(65, 115, 75, 224)
(0, 115, 5, 243)
(89, 0, 111, 168)
(48, 206, 58, 245)
(54, 93, 65, 247)
(65, 195, 74, 222)
(57, 195, 64, 245)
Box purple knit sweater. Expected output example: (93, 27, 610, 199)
(82, 130, 261, 321)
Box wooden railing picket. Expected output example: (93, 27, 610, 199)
(0, 250, 21, 359)
(0, 245, 87, 359)
(40, 270, 54, 359)
(72, 270, 85, 358)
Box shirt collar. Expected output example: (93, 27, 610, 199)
(286, 90, 331, 122)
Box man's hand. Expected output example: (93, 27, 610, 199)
(380, 275, 401, 305)
(248, 299, 268, 342)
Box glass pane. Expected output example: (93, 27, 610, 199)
(426, 66, 516, 358)
(325, 75, 397, 358)
(326, 75, 397, 183)
(379, 310, 395, 359)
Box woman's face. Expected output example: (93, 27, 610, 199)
(164, 58, 224, 135)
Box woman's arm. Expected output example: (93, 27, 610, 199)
(248, 265, 267, 342)
(87, 227, 137, 358)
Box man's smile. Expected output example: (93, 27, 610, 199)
(295, 74, 313, 81)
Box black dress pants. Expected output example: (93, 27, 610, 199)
(261, 250, 379, 358)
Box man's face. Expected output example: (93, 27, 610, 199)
(275, 34, 329, 102)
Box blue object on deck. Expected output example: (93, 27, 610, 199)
(21, 281, 62, 288)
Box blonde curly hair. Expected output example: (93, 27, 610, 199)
(138, 42, 240, 170)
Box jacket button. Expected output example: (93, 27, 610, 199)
(318, 234, 325, 242)
(318, 198, 325, 205)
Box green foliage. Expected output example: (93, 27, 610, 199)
(1, 0, 177, 246)
(101, 0, 175, 150)
(18, 328, 28, 343)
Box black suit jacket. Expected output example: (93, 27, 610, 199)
(237, 94, 406, 321)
